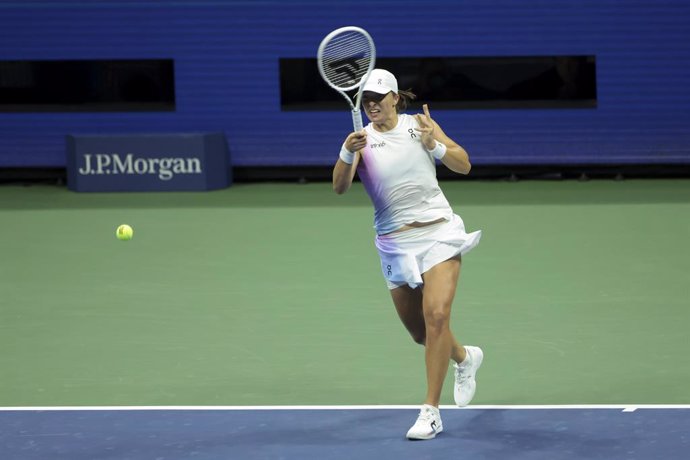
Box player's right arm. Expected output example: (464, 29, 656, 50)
(333, 130, 367, 194)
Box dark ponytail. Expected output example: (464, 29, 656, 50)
(395, 89, 417, 113)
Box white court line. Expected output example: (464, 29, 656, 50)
(1, 404, 689, 412)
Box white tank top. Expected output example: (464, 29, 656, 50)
(357, 113, 454, 235)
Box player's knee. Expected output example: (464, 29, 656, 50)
(423, 305, 451, 332)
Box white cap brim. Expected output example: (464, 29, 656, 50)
(361, 69, 398, 94)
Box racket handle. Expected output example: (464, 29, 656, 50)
(352, 109, 363, 132)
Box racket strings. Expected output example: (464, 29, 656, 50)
(320, 32, 373, 89)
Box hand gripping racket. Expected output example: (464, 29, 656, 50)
(317, 26, 376, 132)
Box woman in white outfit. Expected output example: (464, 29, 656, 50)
(332, 69, 484, 440)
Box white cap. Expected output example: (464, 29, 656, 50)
(362, 68, 398, 94)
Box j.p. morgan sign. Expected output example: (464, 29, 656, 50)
(78, 153, 201, 181)
(66, 133, 230, 192)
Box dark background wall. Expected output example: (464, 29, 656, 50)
(1, 0, 689, 171)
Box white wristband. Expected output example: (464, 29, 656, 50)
(339, 145, 355, 164)
(427, 141, 447, 160)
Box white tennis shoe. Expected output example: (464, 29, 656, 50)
(406, 404, 443, 440)
(454, 345, 484, 407)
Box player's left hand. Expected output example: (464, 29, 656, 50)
(414, 104, 437, 150)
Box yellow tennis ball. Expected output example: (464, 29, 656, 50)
(116, 224, 133, 241)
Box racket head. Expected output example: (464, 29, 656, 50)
(317, 26, 376, 93)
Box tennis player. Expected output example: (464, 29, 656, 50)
(332, 69, 483, 440)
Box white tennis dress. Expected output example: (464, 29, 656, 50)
(357, 114, 481, 289)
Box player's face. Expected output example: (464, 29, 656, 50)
(363, 91, 398, 123)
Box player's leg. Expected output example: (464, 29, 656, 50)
(421, 257, 483, 408)
(420, 255, 483, 408)
(419, 256, 462, 407)
(403, 256, 462, 440)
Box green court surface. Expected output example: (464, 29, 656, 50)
(1, 179, 688, 407)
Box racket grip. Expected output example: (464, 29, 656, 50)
(352, 109, 363, 132)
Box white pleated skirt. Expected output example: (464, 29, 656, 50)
(374, 214, 482, 290)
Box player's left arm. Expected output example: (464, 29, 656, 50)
(415, 104, 471, 175)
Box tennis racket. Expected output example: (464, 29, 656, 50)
(317, 26, 376, 132)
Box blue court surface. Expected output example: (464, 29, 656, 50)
(1, 406, 688, 460)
